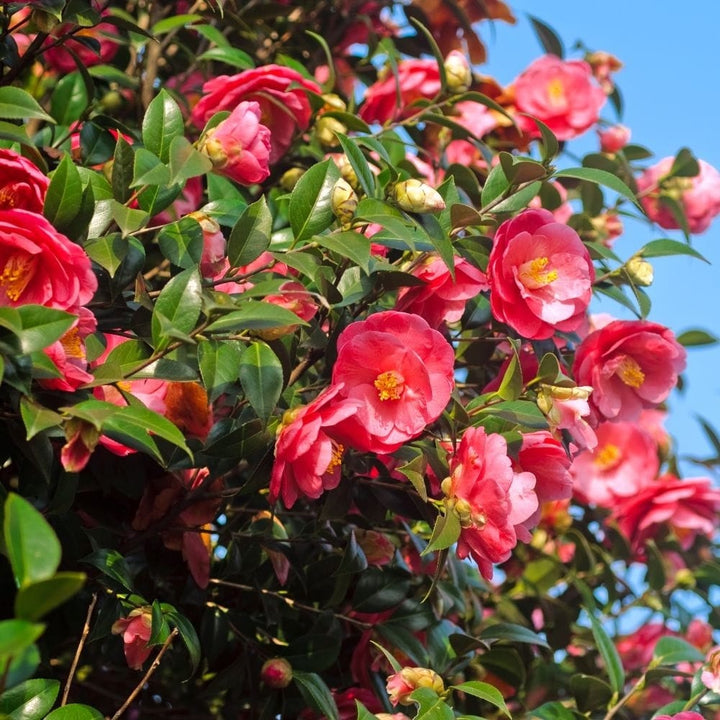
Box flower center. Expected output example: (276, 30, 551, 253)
(518, 256, 558, 289)
(547, 78, 566, 108)
(1, 253, 37, 302)
(60, 327, 85, 360)
(325, 441, 344, 475)
(616, 356, 645, 388)
(594, 443, 621, 470)
(374, 370, 405, 401)
(0, 188, 16, 209)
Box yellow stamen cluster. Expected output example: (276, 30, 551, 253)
(616, 356, 645, 388)
(325, 442, 344, 475)
(1, 253, 36, 302)
(374, 370, 404, 401)
(593, 443, 621, 470)
(519, 256, 558, 289)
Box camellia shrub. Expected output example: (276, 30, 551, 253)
(1, 1, 720, 719)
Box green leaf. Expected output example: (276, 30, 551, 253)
(411, 688, 455, 720)
(355, 702, 377, 720)
(530, 701, 579, 720)
(677, 329, 718, 347)
(4, 644, 40, 691)
(19, 398, 63, 440)
(293, 672, 339, 720)
(151, 268, 203, 350)
(111, 136, 135, 204)
(82, 549, 133, 590)
(238, 341, 283, 422)
(4, 494, 61, 588)
(569, 675, 614, 713)
(481, 163, 510, 208)
(528, 14, 564, 56)
(151, 13, 203, 34)
(478, 622, 550, 649)
(157, 217, 204, 269)
(142, 89, 184, 163)
(168, 135, 213, 185)
(587, 612, 625, 694)
(496, 347, 522, 401)
(110, 199, 149, 237)
(452, 681, 511, 717)
(50, 72, 89, 125)
(493, 181, 542, 213)
(652, 636, 705, 666)
(198, 339, 243, 401)
(131, 147, 170, 187)
(45, 705, 105, 720)
(197, 46, 255, 70)
(205, 302, 307, 333)
(352, 568, 411, 613)
(43, 154, 83, 231)
(0, 621, 44, 659)
(227, 196, 272, 267)
(14, 573, 86, 621)
(0, 87, 55, 123)
(334, 133, 375, 198)
(670, 147, 700, 178)
(0, 305, 75, 353)
(478, 400, 548, 429)
(639, 238, 709, 263)
(288, 159, 340, 244)
(554, 167, 640, 209)
(0, 678, 59, 720)
(314, 231, 371, 274)
(424, 508, 461, 554)
(409, 17, 447, 93)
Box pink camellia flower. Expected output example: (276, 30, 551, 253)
(269, 385, 362, 508)
(0, 149, 49, 213)
(360, 59, 441, 124)
(186, 211, 227, 279)
(701, 648, 720, 694)
(44, 21, 120, 74)
(598, 124, 631, 154)
(487, 209, 595, 340)
(256, 281, 318, 340)
(536, 384, 598, 451)
(571, 421, 659, 508)
(41, 307, 97, 392)
(330, 311, 455, 455)
(656, 714, 705, 720)
(191, 65, 321, 164)
(636, 156, 720, 234)
(614, 474, 720, 552)
(442, 426, 538, 580)
(111, 608, 153, 670)
(0, 209, 97, 311)
(513, 55, 606, 141)
(386, 667, 445, 706)
(394, 254, 489, 328)
(199, 101, 271, 185)
(573, 320, 687, 423)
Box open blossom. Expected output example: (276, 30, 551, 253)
(0, 148, 49, 212)
(0, 209, 97, 311)
(442, 427, 538, 580)
(330, 311, 455, 454)
(636, 156, 720, 234)
(386, 667, 445, 706)
(269, 385, 361, 508)
(488, 209, 595, 340)
(394, 254, 489, 328)
(613, 475, 720, 552)
(198, 101, 271, 185)
(573, 320, 687, 422)
(513, 55, 606, 141)
(41, 307, 97, 392)
(191, 65, 321, 164)
(571, 421, 659, 508)
(537, 384, 597, 450)
(111, 608, 153, 670)
(360, 59, 441, 124)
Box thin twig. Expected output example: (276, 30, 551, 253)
(62, 593, 98, 706)
(109, 628, 179, 720)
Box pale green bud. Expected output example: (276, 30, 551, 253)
(391, 179, 445, 213)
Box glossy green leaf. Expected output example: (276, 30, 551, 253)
(670, 147, 700, 178)
(528, 14, 564, 57)
(355, 702, 377, 720)
(157, 217, 204, 268)
(197, 46, 254, 70)
(314, 231, 371, 274)
(530, 701, 580, 720)
(45, 705, 105, 720)
(50, 72, 89, 125)
(111, 136, 135, 204)
(481, 163, 510, 208)
(198, 339, 243, 401)
(409, 17, 447, 92)
(0, 305, 74, 354)
(652, 636, 705, 665)
(82, 548, 133, 590)
(4, 494, 61, 588)
(110, 199, 149, 237)
(555, 167, 640, 208)
(168, 135, 213, 185)
(352, 568, 411, 613)
(639, 238, 708, 263)
(0, 678, 59, 720)
(411, 688, 455, 720)
(424, 508, 461, 554)
(493, 181, 542, 213)
(44, 154, 83, 231)
(0, 621, 44, 659)
(478, 622, 550, 649)
(288, 159, 340, 243)
(151, 267, 203, 350)
(238, 341, 283, 422)
(677, 329, 718, 346)
(334, 133, 375, 198)
(151, 13, 203, 34)
(452, 681, 511, 717)
(142, 89, 184, 163)
(131, 147, 171, 187)
(4, 644, 40, 691)
(206, 302, 307, 333)
(293, 672, 339, 720)
(478, 400, 548, 429)
(0, 87, 55, 123)
(19, 398, 63, 441)
(569, 674, 614, 712)
(227, 196, 272, 267)
(14, 572, 86, 621)
(496, 347, 522, 401)
(587, 612, 625, 694)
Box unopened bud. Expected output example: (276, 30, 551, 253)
(331, 177, 358, 227)
(198, 130, 227, 169)
(391, 179, 445, 214)
(625, 256, 654, 286)
(321, 93, 347, 113)
(316, 115, 346, 149)
(261, 658, 293, 688)
(444, 50, 472, 94)
(280, 167, 305, 192)
(335, 154, 360, 192)
(674, 568, 696, 589)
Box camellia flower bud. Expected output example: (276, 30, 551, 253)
(332, 177, 359, 227)
(386, 667, 445, 706)
(625, 256, 654, 287)
(316, 115, 347, 149)
(280, 167, 305, 191)
(335, 153, 360, 191)
(391, 179, 445, 214)
(444, 50, 472, 94)
(261, 657, 293, 688)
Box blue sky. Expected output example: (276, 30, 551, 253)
(478, 3, 720, 472)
